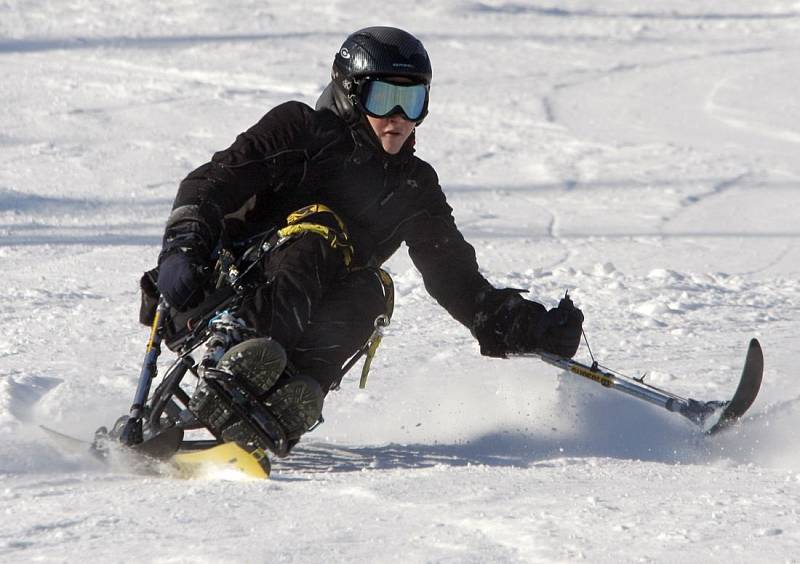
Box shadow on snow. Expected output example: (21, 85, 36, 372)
(274, 427, 706, 476)
(275, 385, 713, 476)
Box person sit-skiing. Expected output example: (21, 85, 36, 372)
(154, 26, 584, 453)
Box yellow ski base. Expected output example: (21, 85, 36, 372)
(170, 443, 270, 479)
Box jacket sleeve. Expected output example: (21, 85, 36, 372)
(161, 101, 314, 261)
(404, 165, 494, 328)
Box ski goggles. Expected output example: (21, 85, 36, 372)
(358, 79, 429, 122)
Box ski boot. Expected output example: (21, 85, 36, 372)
(189, 337, 287, 434)
(223, 373, 325, 453)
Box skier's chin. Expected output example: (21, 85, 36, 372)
(366, 114, 414, 155)
(380, 134, 406, 154)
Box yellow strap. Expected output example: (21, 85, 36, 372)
(278, 204, 354, 267)
(286, 203, 348, 234)
(377, 268, 395, 320)
(277, 223, 354, 267)
(145, 307, 161, 353)
(356, 269, 394, 389)
(359, 335, 382, 389)
(278, 222, 332, 240)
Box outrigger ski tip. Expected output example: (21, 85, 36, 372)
(704, 338, 763, 434)
(519, 338, 763, 435)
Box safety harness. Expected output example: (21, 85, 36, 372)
(275, 203, 394, 388)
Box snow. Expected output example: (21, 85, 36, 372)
(2, 0, 800, 561)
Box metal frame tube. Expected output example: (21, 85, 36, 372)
(523, 352, 694, 417)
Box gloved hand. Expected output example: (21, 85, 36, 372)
(528, 294, 584, 358)
(474, 290, 584, 358)
(156, 251, 207, 311)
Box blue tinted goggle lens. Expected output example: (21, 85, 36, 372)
(361, 81, 428, 121)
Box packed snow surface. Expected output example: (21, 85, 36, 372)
(2, 1, 800, 561)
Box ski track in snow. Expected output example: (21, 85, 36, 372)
(3, 1, 800, 561)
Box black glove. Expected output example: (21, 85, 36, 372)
(528, 294, 584, 358)
(473, 290, 584, 358)
(156, 251, 207, 311)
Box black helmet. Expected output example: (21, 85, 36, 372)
(330, 26, 432, 124)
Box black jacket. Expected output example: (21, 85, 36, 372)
(163, 88, 494, 329)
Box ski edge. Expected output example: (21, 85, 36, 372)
(40, 425, 92, 445)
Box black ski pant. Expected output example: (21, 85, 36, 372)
(239, 231, 387, 392)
